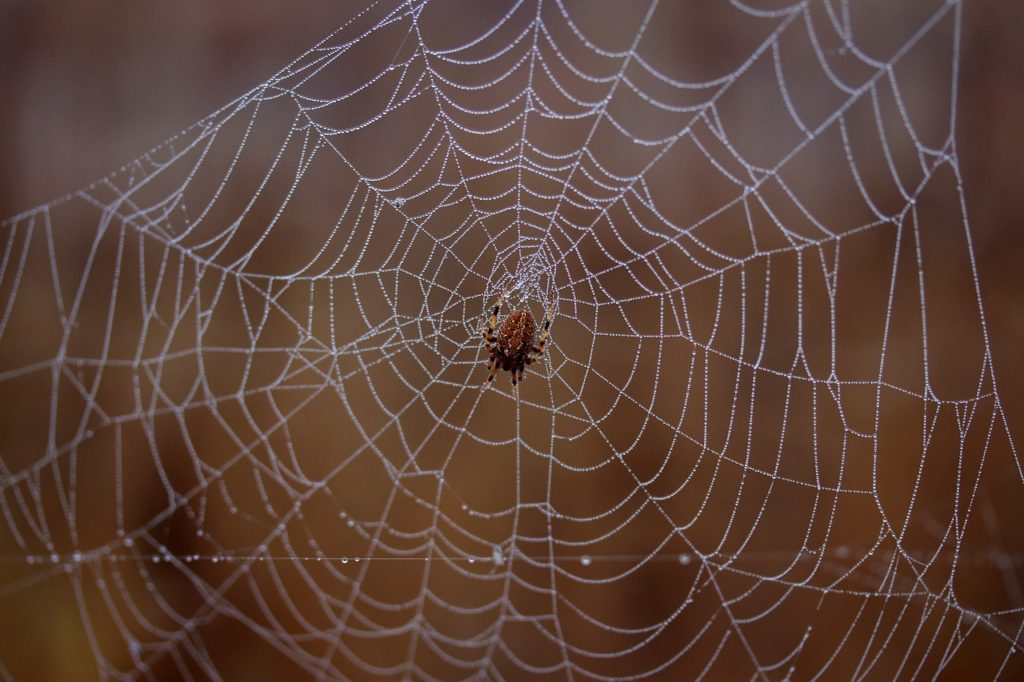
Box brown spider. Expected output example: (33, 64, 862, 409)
(482, 288, 553, 387)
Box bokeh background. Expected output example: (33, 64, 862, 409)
(1, 1, 1022, 679)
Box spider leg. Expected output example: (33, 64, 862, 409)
(484, 363, 500, 387)
(531, 300, 555, 357)
(482, 286, 508, 347)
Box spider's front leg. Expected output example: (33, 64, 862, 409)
(486, 355, 500, 385)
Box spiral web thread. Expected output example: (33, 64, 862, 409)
(0, 0, 1021, 679)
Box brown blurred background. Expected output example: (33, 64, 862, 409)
(0, 1, 1022, 680)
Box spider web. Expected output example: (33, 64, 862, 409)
(1, 0, 1022, 679)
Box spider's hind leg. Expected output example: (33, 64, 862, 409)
(531, 300, 555, 357)
(482, 286, 508, 347)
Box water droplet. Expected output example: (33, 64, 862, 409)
(581, 555, 592, 567)
(72, 551, 83, 563)
(341, 557, 349, 564)
(50, 553, 59, 564)
(346, 519, 355, 528)
(392, 197, 406, 209)
(123, 537, 134, 547)
(679, 554, 692, 565)
(468, 557, 475, 564)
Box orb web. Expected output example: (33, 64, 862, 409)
(1, 1, 1021, 679)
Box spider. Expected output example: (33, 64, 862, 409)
(482, 288, 553, 387)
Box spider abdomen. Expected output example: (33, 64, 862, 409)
(482, 292, 553, 386)
(497, 309, 536, 360)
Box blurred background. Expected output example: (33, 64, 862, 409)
(0, 1, 1021, 679)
